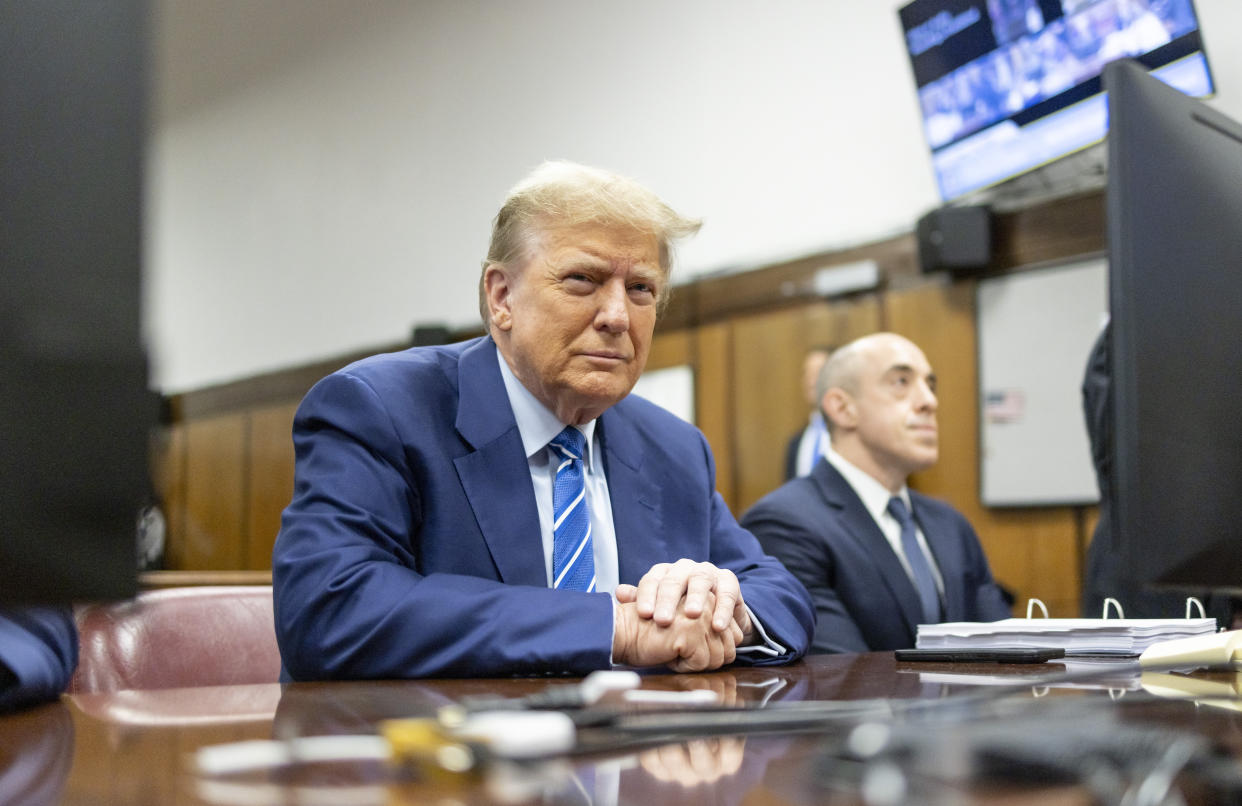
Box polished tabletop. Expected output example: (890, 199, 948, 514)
(5, 653, 1242, 805)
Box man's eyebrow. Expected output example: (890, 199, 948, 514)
(884, 364, 936, 383)
(631, 265, 664, 282)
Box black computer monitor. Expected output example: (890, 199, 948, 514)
(0, 1, 153, 604)
(1107, 58, 1242, 595)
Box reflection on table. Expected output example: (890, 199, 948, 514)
(4, 653, 1242, 805)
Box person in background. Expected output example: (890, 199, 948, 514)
(784, 345, 833, 480)
(0, 607, 77, 711)
(273, 160, 814, 680)
(743, 333, 1011, 653)
(1079, 320, 1233, 624)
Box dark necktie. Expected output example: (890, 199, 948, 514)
(550, 427, 595, 592)
(887, 496, 942, 623)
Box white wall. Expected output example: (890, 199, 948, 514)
(146, 0, 1242, 392)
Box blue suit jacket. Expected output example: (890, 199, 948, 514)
(0, 607, 77, 712)
(273, 336, 813, 680)
(741, 460, 1011, 653)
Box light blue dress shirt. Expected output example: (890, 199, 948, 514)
(496, 350, 784, 660)
(496, 353, 620, 593)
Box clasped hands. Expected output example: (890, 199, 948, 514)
(611, 559, 755, 672)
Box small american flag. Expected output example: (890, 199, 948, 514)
(984, 389, 1025, 424)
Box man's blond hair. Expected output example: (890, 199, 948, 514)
(478, 160, 701, 324)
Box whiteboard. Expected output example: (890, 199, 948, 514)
(977, 257, 1107, 506)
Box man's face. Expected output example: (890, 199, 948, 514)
(488, 221, 664, 424)
(849, 336, 939, 479)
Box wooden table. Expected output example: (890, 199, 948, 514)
(5, 653, 1242, 805)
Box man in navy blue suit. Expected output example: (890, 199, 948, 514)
(0, 607, 77, 711)
(273, 161, 813, 680)
(742, 333, 1010, 653)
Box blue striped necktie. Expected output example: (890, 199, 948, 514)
(887, 496, 942, 623)
(550, 427, 595, 592)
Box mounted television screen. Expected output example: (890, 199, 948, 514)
(898, 0, 1214, 202)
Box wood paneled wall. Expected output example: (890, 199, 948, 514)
(160, 403, 295, 573)
(728, 298, 883, 512)
(156, 190, 1105, 616)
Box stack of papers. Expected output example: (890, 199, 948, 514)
(916, 617, 1218, 657)
(911, 665, 1143, 691)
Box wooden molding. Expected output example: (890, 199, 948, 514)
(139, 569, 272, 588)
(164, 189, 1104, 421)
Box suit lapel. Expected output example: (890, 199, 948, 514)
(811, 462, 926, 633)
(452, 337, 547, 587)
(599, 404, 667, 584)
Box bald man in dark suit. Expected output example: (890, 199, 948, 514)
(743, 333, 1010, 653)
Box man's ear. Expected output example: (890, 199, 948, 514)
(822, 388, 857, 431)
(484, 264, 514, 331)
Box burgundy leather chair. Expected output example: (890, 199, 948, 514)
(69, 586, 282, 694)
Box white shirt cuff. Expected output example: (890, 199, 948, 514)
(735, 603, 787, 658)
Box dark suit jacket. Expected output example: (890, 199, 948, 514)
(740, 461, 1010, 653)
(1079, 324, 1229, 622)
(0, 607, 78, 712)
(273, 336, 813, 680)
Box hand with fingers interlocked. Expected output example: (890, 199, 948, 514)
(611, 559, 755, 672)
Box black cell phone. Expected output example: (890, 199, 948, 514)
(894, 648, 1065, 664)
